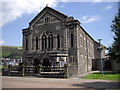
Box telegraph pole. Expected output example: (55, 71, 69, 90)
(98, 39, 104, 76)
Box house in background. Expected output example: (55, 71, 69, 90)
(22, 6, 106, 77)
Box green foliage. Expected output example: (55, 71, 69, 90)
(108, 8, 120, 62)
(1, 46, 22, 58)
(82, 71, 120, 81)
(0, 65, 8, 69)
(1, 52, 11, 57)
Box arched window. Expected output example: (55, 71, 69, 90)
(26, 38, 28, 50)
(45, 17, 50, 23)
(41, 31, 54, 50)
(57, 34, 60, 48)
(48, 17, 50, 23)
(48, 34, 53, 49)
(36, 37, 38, 50)
(71, 33, 74, 47)
(42, 35, 47, 49)
(32, 39, 34, 50)
(45, 18, 47, 23)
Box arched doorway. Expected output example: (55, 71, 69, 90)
(42, 58, 51, 67)
(33, 58, 40, 66)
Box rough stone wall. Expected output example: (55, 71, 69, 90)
(86, 35, 94, 72)
(66, 21, 79, 77)
(77, 27, 88, 74)
(76, 25, 95, 74)
(67, 64, 78, 78)
(94, 41, 106, 59)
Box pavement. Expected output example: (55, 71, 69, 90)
(2, 76, 119, 89)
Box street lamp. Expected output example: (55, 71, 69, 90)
(98, 39, 104, 76)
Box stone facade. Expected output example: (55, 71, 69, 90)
(22, 6, 106, 77)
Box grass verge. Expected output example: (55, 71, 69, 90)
(82, 71, 120, 81)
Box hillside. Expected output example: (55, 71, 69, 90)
(0, 46, 22, 58)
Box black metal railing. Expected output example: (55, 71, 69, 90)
(3, 65, 68, 78)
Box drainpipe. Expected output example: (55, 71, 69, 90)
(98, 39, 104, 76)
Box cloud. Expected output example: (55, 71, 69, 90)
(92, 0, 106, 3)
(92, 0, 118, 3)
(0, 0, 60, 28)
(60, 5, 64, 8)
(82, 15, 89, 20)
(81, 15, 99, 23)
(104, 5, 112, 10)
(0, 40, 5, 45)
(93, 0, 102, 2)
(0, 0, 116, 28)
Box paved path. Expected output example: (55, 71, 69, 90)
(78, 71, 100, 78)
(2, 76, 119, 89)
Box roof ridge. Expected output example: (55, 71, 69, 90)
(29, 6, 67, 25)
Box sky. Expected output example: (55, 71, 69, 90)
(0, 0, 119, 49)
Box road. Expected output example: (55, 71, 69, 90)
(2, 76, 119, 89)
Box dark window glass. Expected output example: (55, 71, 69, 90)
(72, 57, 75, 62)
(42, 35, 47, 49)
(71, 33, 74, 47)
(36, 37, 38, 50)
(57, 34, 60, 48)
(32, 39, 34, 50)
(45, 18, 47, 23)
(48, 34, 53, 49)
(45, 17, 50, 23)
(26, 38, 28, 50)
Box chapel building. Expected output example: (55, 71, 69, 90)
(22, 6, 106, 77)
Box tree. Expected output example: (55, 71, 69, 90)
(108, 7, 120, 62)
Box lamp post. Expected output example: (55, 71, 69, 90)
(98, 39, 104, 76)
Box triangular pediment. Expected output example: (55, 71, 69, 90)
(29, 6, 67, 27)
(34, 12, 62, 25)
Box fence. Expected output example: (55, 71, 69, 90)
(4, 65, 68, 78)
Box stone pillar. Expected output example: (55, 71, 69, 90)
(37, 64, 41, 77)
(8, 65, 11, 76)
(64, 64, 68, 78)
(22, 65, 25, 77)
